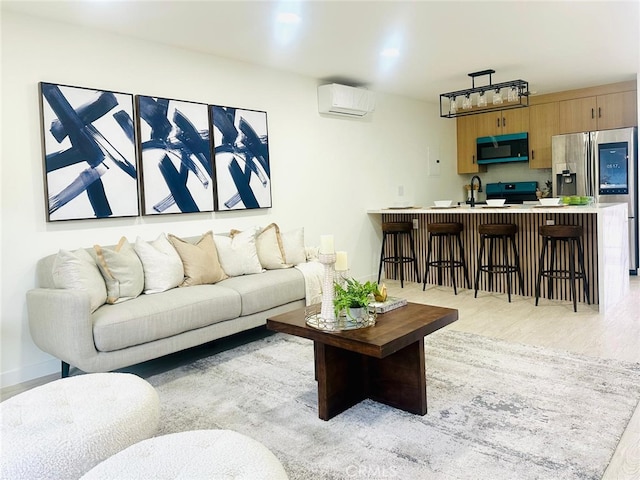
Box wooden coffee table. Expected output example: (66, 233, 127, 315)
(266, 302, 458, 420)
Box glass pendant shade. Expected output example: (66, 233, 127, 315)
(477, 92, 487, 107)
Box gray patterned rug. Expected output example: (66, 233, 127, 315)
(147, 330, 640, 480)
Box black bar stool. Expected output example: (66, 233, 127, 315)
(377, 222, 420, 288)
(423, 222, 470, 295)
(474, 223, 524, 302)
(535, 224, 590, 312)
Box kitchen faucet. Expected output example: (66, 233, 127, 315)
(470, 175, 483, 207)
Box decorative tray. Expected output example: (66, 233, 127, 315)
(305, 304, 377, 331)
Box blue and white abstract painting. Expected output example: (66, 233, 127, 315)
(137, 96, 213, 215)
(40, 83, 139, 221)
(211, 106, 271, 211)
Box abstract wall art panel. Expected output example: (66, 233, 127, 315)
(211, 106, 272, 211)
(137, 96, 213, 215)
(39, 82, 139, 221)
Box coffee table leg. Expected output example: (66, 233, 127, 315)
(314, 340, 427, 420)
(315, 342, 367, 421)
(368, 340, 427, 415)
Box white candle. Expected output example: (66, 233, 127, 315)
(319, 235, 335, 254)
(335, 251, 348, 271)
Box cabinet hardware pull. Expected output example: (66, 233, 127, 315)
(496, 118, 500, 128)
(598, 107, 602, 118)
(502, 117, 506, 127)
(532, 150, 535, 160)
(591, 108, 594, 119)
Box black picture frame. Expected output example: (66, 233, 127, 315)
(39, 82, 139, 221)
(211, 106, 272, 211)
(136, 95, 214, 215)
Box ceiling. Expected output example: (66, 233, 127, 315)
(3, 1, 639, 103)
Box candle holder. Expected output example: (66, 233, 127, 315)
(318, 252, 337, 325)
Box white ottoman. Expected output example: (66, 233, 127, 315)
(1, 372, 160, 480)
(81, 429, 289, 480)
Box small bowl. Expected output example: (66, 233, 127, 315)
(486, 199, 506, 207)
(539, 197, 561, 206)
(434, 200, 452, 208)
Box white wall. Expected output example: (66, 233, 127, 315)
(0, 12, 458, 387)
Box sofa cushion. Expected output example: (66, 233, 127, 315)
(94, 237, 145, 304)
(168, 231, 228, 286)
(52, 249, 107, 313)
(217, 268, 305, 316)
(214, 228, 263, 277)
(92, 285, 241, 352)
(134, 234, 184, 294)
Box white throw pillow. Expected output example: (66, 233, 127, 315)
(52, 248, 107, 312)
(214, 228, 263, 277)
(134, 233, 184, 294)
(254, 223, 291, 269)
(94, 237, 144, 304)
(281, 227, 306, 265)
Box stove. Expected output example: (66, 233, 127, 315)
(485, 181, 538, 204)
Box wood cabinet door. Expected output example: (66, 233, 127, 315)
(559, 97, 597, 133)
(501, 108, 529, 134)
(456, 115, 485, 174)
(528, 102, 559, 169)
(596, 91, 638, 130)
(475, 112, 502, 137)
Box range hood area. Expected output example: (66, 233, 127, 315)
(476, 132, 529, 165)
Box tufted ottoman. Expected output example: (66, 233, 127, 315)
(1, 372, 160, 480)
(81, 429, 289, 479)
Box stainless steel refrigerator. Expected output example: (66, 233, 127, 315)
(551, 127, 638, 274)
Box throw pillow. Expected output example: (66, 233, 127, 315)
(94, 237, 145, 304)
(214, 228, 263, 277)
(52, 248, 107, 313)
(168, 231, 227, 286)
(254, 223, 291, 269)
(281, 227, 306, 265)
(134, 233, 184, 294)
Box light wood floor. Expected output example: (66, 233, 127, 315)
(385, 275, 640, 480)
(3, 277, 639, 479)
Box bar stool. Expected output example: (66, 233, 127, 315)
(474, 223, 524, 302)
(535, 225, 590, 312)
(422, 222, 470, 294)
(377, 221, 420, 288)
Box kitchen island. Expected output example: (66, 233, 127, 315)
(368, 203, 629, 312)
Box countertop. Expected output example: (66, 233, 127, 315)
(367, 203, 627, 215)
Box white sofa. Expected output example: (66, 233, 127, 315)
(26, 225, 319, 376)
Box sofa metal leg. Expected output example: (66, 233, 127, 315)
(62, 361, 70, 378)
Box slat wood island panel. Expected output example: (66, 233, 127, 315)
(368, 203, 630, 312)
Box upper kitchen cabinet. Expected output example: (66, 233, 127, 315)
(528, 102, 559, 169)
(456, 115, 486, 174)
(475, 108, 530, 137)
(559, 90, 637, 134)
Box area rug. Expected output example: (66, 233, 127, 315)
(147, 330, 640, 480)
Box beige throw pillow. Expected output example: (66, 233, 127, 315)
(52, 248, 107, 312)
(94, 237, 144, 304)
(214, 228, 263, 277)
(134, 233, 184, 294)
(168, 231, 227, 286)
(254, 223, 291, 269)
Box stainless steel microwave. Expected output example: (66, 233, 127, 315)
(476, 132, 529, 165)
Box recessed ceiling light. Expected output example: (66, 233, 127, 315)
(276, 12, 301, 24)
(380, 47, 400, 58)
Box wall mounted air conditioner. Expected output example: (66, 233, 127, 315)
(317, 84, 376, 117)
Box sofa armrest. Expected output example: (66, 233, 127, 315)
(26, 288, 98, 364)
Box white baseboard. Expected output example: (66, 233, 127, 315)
(1, 358, 60, 389)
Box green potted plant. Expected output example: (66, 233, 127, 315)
(333, 278, 378, 320)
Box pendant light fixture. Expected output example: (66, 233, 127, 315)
(440, 69, 529, 118)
